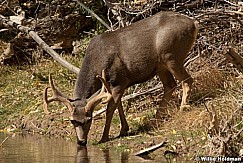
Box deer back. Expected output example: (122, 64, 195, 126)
(73, 11, 198, 100)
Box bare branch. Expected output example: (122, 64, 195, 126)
(134, 141, 167, 156)
(74, 0, 112, 31)
(0, 136, 9, 147)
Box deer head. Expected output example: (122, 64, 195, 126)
(43, 70, 112, 145)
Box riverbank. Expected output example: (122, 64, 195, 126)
(0, 57, 242, 160)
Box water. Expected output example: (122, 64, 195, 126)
(0, 133, 161, 163)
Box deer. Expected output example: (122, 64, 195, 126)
(43, 11, 199, 146)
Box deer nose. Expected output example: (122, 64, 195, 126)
(77, 139, 87, 146)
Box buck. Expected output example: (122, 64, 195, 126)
(43, 11, 199, 146)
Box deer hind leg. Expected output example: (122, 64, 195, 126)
(99, 87, 125, 143)
(166, 62, 193, 111)
(156, 66, 177, 119)
(117, 99, 129, 137)
(180, 76, 193, 111)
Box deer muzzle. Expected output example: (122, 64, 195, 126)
(72, 123, 87, 146)
(71, 118, 91, 146)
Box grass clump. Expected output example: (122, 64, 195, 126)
(0, 56, 78, 135)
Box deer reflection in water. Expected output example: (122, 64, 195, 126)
(0, 134, 157, 162)
(75, 146, 89, 163)
(75, 146, 134, 163)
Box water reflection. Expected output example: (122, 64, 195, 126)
(0, 133, 157, 163)
(75, 146, 89, 163)
(75, 143, 137, 163)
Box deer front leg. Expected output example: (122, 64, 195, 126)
(99, 87, 124, 143)
(99, 100, 116, 143)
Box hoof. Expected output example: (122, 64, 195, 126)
(77, 140, 87, 146)
(179, 105, 191, 112)
(119, 130, 129, 137)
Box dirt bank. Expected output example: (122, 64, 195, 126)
(1, 59, 242, 160)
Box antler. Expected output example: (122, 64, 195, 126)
(43, 74, 74, 114)
(85, 70, 112, 112)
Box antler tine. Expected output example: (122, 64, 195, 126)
(96, 70, 112, 94)
(49, 74, 68, 98)
(43, 74, 74, 114)
(85, 70, 112, 112)
(43, 86, 51, 114)
(96, 70, 112, 104)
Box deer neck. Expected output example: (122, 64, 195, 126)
(73, 67, 100, 101)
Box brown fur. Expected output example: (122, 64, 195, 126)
(66, 11, 198, 145)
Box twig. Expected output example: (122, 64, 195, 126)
(74, 0, 111, 31)
(0, 29, 8, 33)
(195, 10, 243, 26)
(1, 0, 7, 5)
(219, 0, 238, 7)
(93, 107, 107, 118)
(134, 141, 167, 156)
(107, 8, 114, 30)
(0, 136, 9, 147)
(184, 54, 200, 67)
(234, 127, 243, 139)
(122, 84, 163, 101)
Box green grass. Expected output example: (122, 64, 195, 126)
(0, 49, 242, 158)
(0, 56, 78, 129)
